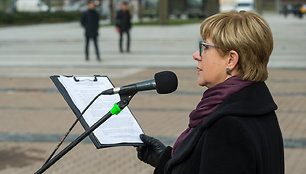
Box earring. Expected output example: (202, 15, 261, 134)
(226, 68, 231, 75)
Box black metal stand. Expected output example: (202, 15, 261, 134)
(35, 92, 136, 174)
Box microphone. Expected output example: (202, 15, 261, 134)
(102, 71, 178, 95)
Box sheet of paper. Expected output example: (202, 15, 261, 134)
(58, 76, 144, 145)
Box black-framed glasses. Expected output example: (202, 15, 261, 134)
(199, 41, 219, 56)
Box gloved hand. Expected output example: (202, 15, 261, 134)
(136, 134, 166, 167)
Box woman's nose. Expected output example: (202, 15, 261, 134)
(193, 50, 201, 61)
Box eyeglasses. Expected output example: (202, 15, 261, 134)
(199, 41, 219, 56)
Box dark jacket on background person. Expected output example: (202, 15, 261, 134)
(154, 82, 284, 174)
(115, 10, 131, 31)
(81, 9, 99, 37)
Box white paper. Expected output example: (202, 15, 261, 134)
(58, 76, 144, 145)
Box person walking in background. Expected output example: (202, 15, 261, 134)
(115, 2, 132, 53)
(136, 11, 284, 174)
(283, 4, 288, 18)
(81, 0, 101, 61)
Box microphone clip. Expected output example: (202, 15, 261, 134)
(117, 91, 137, 109)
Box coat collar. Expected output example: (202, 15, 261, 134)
(166, 82, 277, 171)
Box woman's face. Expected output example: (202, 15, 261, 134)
(193, 38, 229, 88)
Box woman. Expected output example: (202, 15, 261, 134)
(136, 11, 284, 174)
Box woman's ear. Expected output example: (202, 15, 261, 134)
(227, 50, 239, 71)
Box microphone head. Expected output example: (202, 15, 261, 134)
(154, 71, 178, 94)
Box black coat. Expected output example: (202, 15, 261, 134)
(81, 9, 99, 37)
(155, 82, 284, 174)
(115, 10, 131, 31)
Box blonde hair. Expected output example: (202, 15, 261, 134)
(200, 11, 273, 82)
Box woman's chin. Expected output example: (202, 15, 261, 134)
(197, 80, 205, 87)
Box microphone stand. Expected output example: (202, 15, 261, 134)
(35, 92, 137, 174)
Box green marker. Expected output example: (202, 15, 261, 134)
(110, 103, 122, 115)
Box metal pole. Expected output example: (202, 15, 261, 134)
(35, 111, 114, 174)
(35, 93, 135, 174)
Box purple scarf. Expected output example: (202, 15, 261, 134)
(172, 76, 253, 155)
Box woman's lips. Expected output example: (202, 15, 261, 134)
(197, 67, 202, 73)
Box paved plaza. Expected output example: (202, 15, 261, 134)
(0, 13, 305, 174)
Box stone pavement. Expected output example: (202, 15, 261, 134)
(0, 13, 305, 174)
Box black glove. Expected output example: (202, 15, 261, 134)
(136, 134, 166, 167)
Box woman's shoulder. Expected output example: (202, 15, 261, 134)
(199, 116, 257, 149)
(206, 112, 279, 142)
(208, 115, 250, 132)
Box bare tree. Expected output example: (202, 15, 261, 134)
(159, 0, 168, 25)
(138, 0, 143, 23)
(110, 0, 115, 24)
(205, 0, 219, 16)
(10, 0, 16, 12)
(47, 0, 51, 12)
(256, 0, 263, 14)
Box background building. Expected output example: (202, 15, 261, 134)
(0, 0, 305, 20)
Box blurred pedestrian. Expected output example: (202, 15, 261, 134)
(115, 2, 132, 53)
(136, 11, 284, 174)
(298, 3, 304, 18)
(283, 4, 288, 18)
(81, 0, 101, 61)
